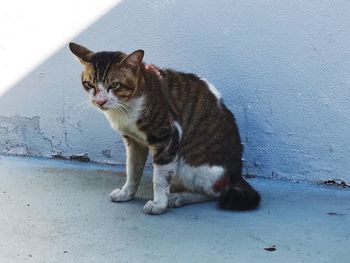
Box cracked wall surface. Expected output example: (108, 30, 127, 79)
(0, 115, 52, 156)
(1, 0, 350, 183)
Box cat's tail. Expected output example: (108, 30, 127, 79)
(217, 176, 260, 211)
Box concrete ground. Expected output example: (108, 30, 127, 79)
(0, 155, 349, 263)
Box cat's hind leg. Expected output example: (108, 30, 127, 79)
(167, 192, 217, 208)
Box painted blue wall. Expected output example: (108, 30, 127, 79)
(1, 0, 349, 183)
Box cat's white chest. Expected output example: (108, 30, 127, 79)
(104, 107, 147, 145)
(120, 122, 147, 144)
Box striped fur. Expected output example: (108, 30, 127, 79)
(69, 42, 260, 214)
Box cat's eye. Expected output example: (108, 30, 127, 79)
(107, 81, 121, 92)
(82, 81, 96, 92)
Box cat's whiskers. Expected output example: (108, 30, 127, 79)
(66, 100, 92, 124)
(71, 99, 89, 112)
(116, 103, 129, 114)
(123, 102, 137, 112)
(70, 99, 92, 116)
(112, 104, 128, 124)
(78, 104, 93, 115)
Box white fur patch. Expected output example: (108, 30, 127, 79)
(175, 158, 224, 196)
(143, 161, 177, 215)
(97, 82, 104, 90)
(202, 79, 222, 99)
(173, 121, 183, 141)
(104, 96, 147, 145)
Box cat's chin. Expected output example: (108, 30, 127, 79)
(99, 107, 110, 112)
(95, 105, 109, 112)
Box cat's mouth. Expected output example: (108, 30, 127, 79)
(92, 102, 109, 111)
(97, 105, 109, 111)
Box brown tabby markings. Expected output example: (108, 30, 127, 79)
(69, 42, 260, 214)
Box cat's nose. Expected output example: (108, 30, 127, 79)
(95, 99, 107, 107)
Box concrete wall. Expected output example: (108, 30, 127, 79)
(1, 0, 350, 183)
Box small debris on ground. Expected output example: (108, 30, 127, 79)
(327, 212, 346, 216)
(264, 245, 277, 252)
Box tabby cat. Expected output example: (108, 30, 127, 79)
(69, 43, 260, 215)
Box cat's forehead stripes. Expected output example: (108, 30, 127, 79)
(91, 51, 125, 82)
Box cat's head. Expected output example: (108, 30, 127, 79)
(69, 42, 145, 111)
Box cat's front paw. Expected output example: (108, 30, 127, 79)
(109, 188, 134, 202)
(143, 200, 167, 215)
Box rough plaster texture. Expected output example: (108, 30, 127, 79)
(1, 0, 350, 182)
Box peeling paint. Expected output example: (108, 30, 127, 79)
(101, 149, 112, 158)
(321, 180, 350, 188)
(52, 153, 91, 162)
(69, 154, 90, 162)
(0, 115, 52, 157)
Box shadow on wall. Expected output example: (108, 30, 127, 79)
(1, 0, 350, 182)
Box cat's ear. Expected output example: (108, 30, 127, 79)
(123, 50, 144, 67)
(69, 42, 95, 65)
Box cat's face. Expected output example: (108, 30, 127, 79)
(69, 43, 144, 111)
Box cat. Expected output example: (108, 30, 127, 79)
(69, 42, 260, 215)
